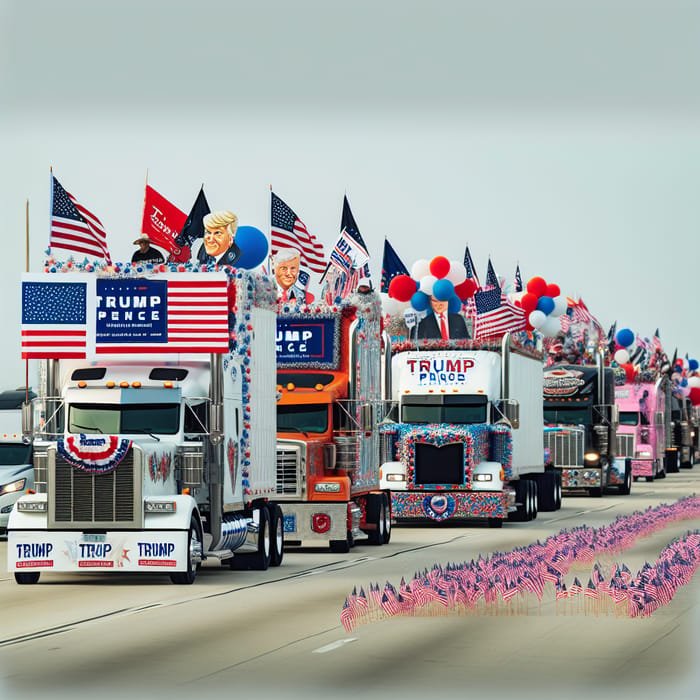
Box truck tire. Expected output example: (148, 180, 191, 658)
(366, 494, 385, 546)
(270, 504, 284, 567)
(509, 479, 536, 522)
(15, 571, 40, 585)
(382, 493, 392, 544)
(553, 470, 562, 510)
(537, 471, 558, 512)
(529, 480, 538, 520)
(170, 517, 202, 585)
(230, 506, 272, 571)
(618, 461, 632, 495)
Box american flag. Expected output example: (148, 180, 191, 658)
(21, 279, 88, 359)
(50, 175, 111, 262)
(270, 192, 326, 273)
(473, 287, 526, 339)
(514, 264, 523, 292)
(96, 277, 229, 354)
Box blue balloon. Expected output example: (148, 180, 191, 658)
(689, 359, 699, 371)
(536, 296, 555, 315)
(616, 328, 635, 348)
(448, 294, 462, 314)
(235, 226, 269, 269)
(411, 290, 430, 312)
(432, 278, 455, 302)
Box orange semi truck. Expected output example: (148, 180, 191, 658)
(275, 291, 392, 552)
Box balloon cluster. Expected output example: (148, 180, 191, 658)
(612, 327, 639, 382)
(386, 256, 477, 315)
(515, 276, 565, 337)
(671, 357, 700, 405)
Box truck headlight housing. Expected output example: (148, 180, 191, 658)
(584, 452, 600, 465)
(314, 482, 341, 493)
(145, 501, 177, 513)
(17, 500, 48, 513)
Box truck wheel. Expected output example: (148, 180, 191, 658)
(537, 472, 557, 512)
(170, 517, 202, 585)
(230, 506, 272, 571)
(270, 504, 284, 567)
(15, 571, 40, 585)
(366, 494, 385, 546)
(528, 480, 538, 520)
(509, 480, 536, 522)
(554, 471, 562, 510)
(619, 462, 632, 495)
(382, 493, 392, 544)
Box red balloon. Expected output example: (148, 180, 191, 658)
(689, 387, 700, 406)
(526, 276, 547, 297)
(545, 283, 560, 298)
(429, 255, 451, 279)
(388, 274, 417, 302)
(622, 363, 636, 382)
(520, 292, 539, 314)
(454, 278, 477, 300)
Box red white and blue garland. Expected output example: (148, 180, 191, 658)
(58, 434, 132, 474)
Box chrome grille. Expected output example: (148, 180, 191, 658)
(50, 447, 142, 528)
(544, 429, 584, 467)
(616, 433, 635, 458)
(276, 444, 300, 495)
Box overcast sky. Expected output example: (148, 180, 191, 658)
(1, 0, 699, 390)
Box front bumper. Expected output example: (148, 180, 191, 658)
(281, 501, 359, 547)
(8, 529, 189, 573)
(560, 467, 602, 489)
(391, 490, 508, 522)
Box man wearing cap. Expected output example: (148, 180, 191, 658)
(132, 234, 165, 264)
(418, 295, 469, 340)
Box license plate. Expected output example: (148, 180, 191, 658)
(81, 533, 106, 543)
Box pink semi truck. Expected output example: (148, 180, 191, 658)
(614, 375, 672, 482)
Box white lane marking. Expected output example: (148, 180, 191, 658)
(313, 638, 358, 654)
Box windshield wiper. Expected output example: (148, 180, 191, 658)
(71, 424, 104, 433)
(127, 428, 161, 441)
(278, 426, 309, 437)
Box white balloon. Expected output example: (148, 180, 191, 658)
(614, 349, 630, 365)
(380, 292, 399, 317)
(529, 310, 546, 329)
(445, 260, 467, 285)
(419, 275, 437, 296)
(540, 315, 562, 337)
(687, 376, 700, 388)
(411, 259, 430, 280)
(551, 296, 568, 317)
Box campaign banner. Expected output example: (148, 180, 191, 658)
(276, 315, 340, 368)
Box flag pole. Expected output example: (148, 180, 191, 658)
(25, 199, 30, 402)
(140, 168, 149, 236)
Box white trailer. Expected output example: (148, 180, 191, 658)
(8, 269, 283, 583)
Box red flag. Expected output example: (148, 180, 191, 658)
(141, 185, 189, 261)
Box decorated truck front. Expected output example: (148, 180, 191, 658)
(275, 293, 392, 552)
(380, 334, 556, 526)
(9, 270, 283, 583)
(543, 357, 630, 496)
(614, 376, 670, 481)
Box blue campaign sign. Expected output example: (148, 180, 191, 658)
(95, 278, 167, 344)
(276, 315, 340, 368)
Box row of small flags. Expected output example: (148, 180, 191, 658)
(340, 495, 700, 631)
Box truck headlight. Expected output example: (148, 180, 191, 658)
(635, 450, 652, 458)
(0, 478, 26, 496)
(584, 452, 600, 465)
(386, 473, 406, 482)
(314, 482, 341, 493)
(17, 500, 47, 512)
(473, 474, 493, 482)
(145, 501, 177, 513)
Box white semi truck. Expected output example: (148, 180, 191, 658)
(380, 334, 561, 526)
(8, 269, 283, 583)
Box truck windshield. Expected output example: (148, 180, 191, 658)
(618, 411, 640, 426)
(0, 443, 32, 465)
(543, 407, 589, 426)
(401, 402, 487, 425)
(277, 404, 329, 434)
(68, 403, 180, 435)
